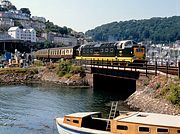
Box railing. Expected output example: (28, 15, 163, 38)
(73, 59, 180, 78)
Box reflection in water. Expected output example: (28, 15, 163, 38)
(0, 84, 132, 134)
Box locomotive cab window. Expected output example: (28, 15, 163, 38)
(136, 48, 144, 52)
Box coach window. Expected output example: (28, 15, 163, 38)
(66, 50, 69, 54)
(101, 49, 104, 53)
(86, 49, 89, 53)
(105, 48, 109, 52)
(70, 50, 72, 54)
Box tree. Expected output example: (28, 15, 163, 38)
(14, 21, 23, 28)
(20, 8, 31, 16)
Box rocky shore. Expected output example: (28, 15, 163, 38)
(125, 75, 180, 115)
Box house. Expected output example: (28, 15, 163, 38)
(8, 26, 36, 42)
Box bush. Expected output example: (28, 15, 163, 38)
(57, 60, 85, 77)
(167, 84, 180, 106)
(70, 65, 84, 74)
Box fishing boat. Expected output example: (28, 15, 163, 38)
(56, 111, 180, 134)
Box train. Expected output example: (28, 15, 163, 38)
(34, 40, 146, 64)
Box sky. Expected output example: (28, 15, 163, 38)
(11, 0, 180, 33)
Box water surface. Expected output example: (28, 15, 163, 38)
(0, 84, 131, 134)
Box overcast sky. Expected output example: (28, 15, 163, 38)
(11, 0, 180, 33)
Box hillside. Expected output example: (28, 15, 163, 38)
(85, 16, 180, 43)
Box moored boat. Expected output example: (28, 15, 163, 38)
(56, 111, 180, 134)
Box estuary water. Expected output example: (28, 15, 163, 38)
(0, 84, 132, 134)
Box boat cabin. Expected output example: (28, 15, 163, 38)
(63, 112, 109, 131)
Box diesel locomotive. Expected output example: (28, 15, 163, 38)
(34, 40, 146, 64)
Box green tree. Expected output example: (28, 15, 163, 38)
(20, 8, 31, 16)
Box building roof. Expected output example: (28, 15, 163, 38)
(8, 26, 19, 31)
(115, 112, 180, 128)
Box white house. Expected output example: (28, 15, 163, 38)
(8, 26, 36, 42)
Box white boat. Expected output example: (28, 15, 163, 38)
(56, 111, 180, 134)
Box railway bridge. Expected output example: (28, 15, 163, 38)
(75, 59, 180, 100)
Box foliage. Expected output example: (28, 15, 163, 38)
(160, 82, 180, 107)
(44, 40, 51, 48)
(20, 8, 31, 16)
(14, 21, 23, 28)
(45, 20, 72, 35)
(166, 83, 180, 106)
(57, 60, 84, 77)
(70, 65, 84, 74)
(85, 16, 180, 43)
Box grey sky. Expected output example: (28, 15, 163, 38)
(11, 0, 180, 33)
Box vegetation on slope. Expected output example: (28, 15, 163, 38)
(0, 68, 38, 75)
(85, 16, 180, 43)
(159, 78, 180, 107)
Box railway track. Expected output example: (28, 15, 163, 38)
(75, 59, 179, 76)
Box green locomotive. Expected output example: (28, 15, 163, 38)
(76, 40, 146, 63)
